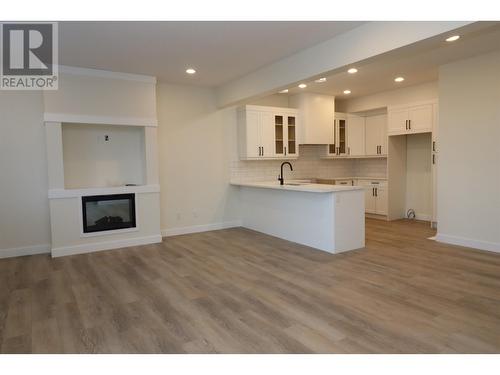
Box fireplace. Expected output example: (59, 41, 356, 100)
(82, 193, 136, 233)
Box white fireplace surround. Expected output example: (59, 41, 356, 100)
(44, 66, 162, 257)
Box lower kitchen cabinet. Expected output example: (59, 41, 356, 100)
(357, 179, 388, 215)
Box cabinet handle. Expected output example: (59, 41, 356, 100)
(284, 146, 287, 156)
(409, 120, 411, 130)
(375, 188, 378, 197)
(262, 146, 264, 156)
(372, 188, 375, 196)
(405, 120, 408, 130)
(432, 154, 435, 165)
(432, 141, 436, 152)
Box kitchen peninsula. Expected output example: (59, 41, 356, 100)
(231, 180, 365, 254)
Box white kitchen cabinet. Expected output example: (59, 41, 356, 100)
(289, 93, 334, 145)
(365, 114, 387, 156)
(237, 105, 299, 160)
(347, 115, 365, 156)
(388, 101, 436, 136)
(358, 179, 388, 215)
(328, 112, 365, 157)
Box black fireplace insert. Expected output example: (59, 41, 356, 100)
(82, 193, 136, 233)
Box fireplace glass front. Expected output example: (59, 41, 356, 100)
(82, 193, 136, 233)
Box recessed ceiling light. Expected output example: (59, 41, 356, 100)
(343, 90, 351, 95)
(279, 89, 289, 94)
(445, 35, 460, 42)
(185, 68, 196, 74)
(347, 68, 358, 74)
(298, 83, 307, 89)
(394, 77, 405, 83)
(315, 77, 327, 83)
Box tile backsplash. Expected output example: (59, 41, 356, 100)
(230, 145, 387, 182)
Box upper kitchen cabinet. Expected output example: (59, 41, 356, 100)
(237, 105, 299, 160)
(289, 93, 334, 145)
(387, 100, 437, 136)
(365, 114, 387, 156)
(347, 114, 365, 156)
(327, 112, 347, 156)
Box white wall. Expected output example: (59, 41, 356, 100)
(43, 70, 157, 122)
(156, 83, 241, 234)
(337, 81, 438, 113)
(62, 123, 146, 188)
(0, 91, 51, 256)
(437, 50, 500, 252)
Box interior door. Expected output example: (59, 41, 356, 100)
(388, 108, 408, 134)
(246, 110, 261, 158)
(260, 112, 275, 157)
(347, 115, 365, 156)
(408, 104, 433, 132)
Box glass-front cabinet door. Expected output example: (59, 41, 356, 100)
(274, 115, 284, 156)
(328, 113, 347, 156)
(328, 117, 336, 156)
(337, 118, 348, 156)
(274, 113, 298, 158)
(286, 115, 297, 157)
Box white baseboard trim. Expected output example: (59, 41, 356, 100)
(435, 233, 500, 254)
(0, 244, 51, 259)
(414, 213, 431, 221)
(51, 234, 163, 258)
(161, 220, 242, 237)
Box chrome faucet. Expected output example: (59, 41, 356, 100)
(278, 162, 293, 185)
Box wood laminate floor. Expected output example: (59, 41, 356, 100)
(1, 219, 499, 353)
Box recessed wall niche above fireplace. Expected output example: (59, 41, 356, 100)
(82, 194, 136, 234)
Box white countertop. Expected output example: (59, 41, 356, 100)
(230, 180, 364, 193)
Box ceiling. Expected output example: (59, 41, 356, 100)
(282, 22, 500, 100)
(59, 21, 365, 86)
